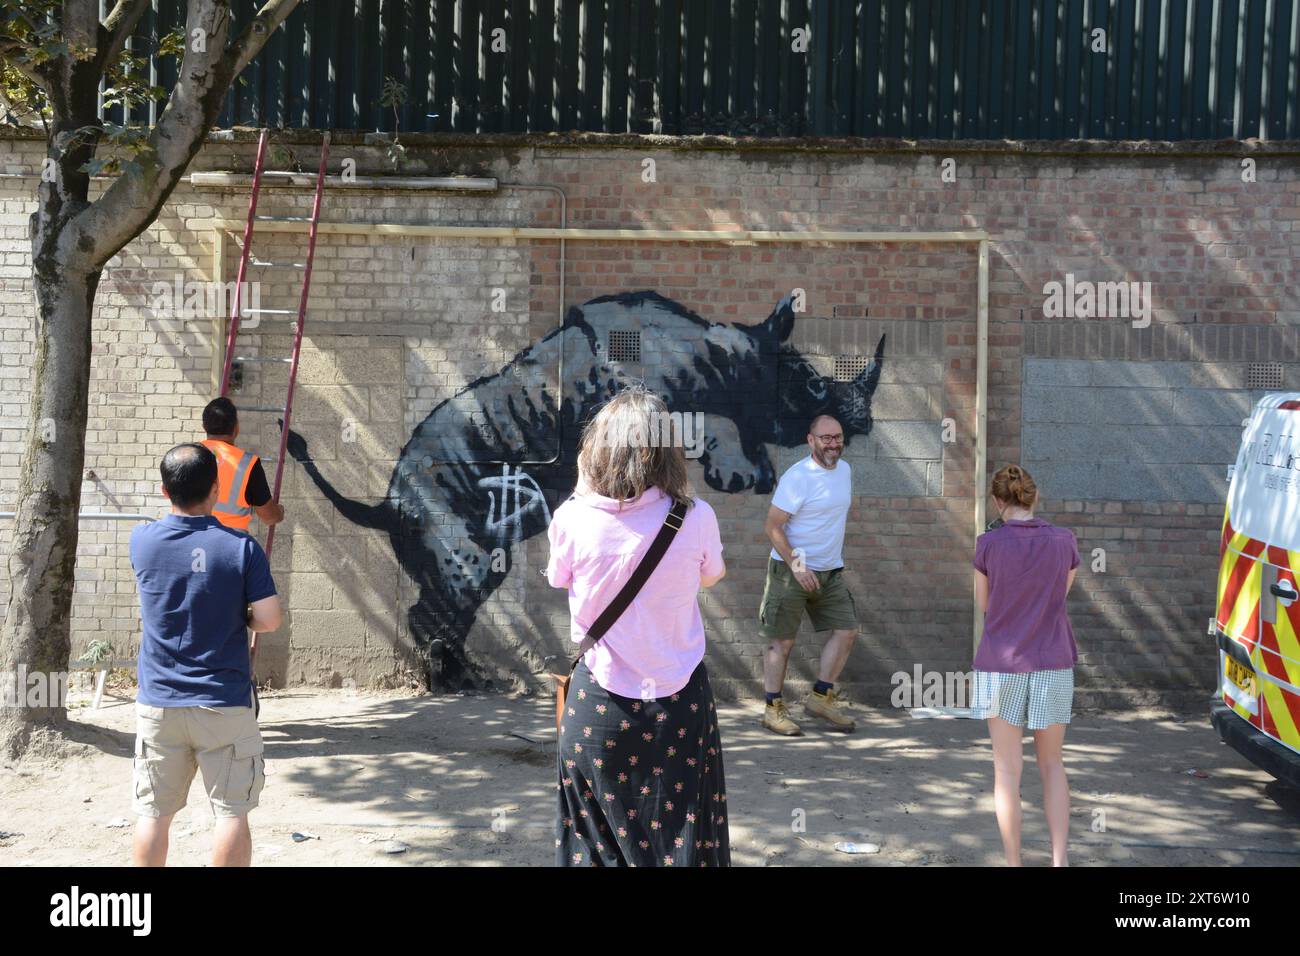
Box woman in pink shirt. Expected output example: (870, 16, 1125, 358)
(547, 388, 729, 867)
(973, 464, 1079, 867)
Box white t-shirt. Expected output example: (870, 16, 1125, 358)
(769, 456, 852, 571)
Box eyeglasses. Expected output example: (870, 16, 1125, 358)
(812, 433, 843, 444)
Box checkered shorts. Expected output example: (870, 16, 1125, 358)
(971, 668, 1073, 729)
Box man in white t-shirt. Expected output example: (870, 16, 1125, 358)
(759, 415, 858, 735)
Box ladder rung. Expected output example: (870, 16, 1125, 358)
(242, 405, 288, 413)
(249, 260, 307, 269)
(242, 308, 298, 315)
(255, 215, 314, 222)
(233, 356, 292, 364)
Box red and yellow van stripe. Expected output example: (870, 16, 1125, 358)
(1220, 505, 1300, 752)
(1259, 572, 1300, 753)
(1217, 512, 1262, 651)
(1218, 511, 1259, 725)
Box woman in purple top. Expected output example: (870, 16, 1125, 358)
(972, 464, 1079, 867)
(547, 387, 730, 867)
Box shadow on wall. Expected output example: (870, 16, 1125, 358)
(286, 291, 886, 690)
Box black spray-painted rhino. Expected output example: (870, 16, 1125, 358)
(285, 290, 885, 687)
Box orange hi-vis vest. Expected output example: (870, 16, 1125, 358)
(201, 438, 259, 532)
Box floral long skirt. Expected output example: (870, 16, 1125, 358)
(555, 659, 730, 867)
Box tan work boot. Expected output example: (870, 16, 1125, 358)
(762, 698, 803, 736)
(805, 688, 856, 732)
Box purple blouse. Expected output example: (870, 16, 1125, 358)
(973, 517, 1080, 673)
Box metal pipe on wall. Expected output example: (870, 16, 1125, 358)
(0, 513, 155, 521)
(974, 238, 990, 653)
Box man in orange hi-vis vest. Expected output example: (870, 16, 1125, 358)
(200, 397, 285, 533)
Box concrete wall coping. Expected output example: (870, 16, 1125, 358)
(4, 125, 1300, 159)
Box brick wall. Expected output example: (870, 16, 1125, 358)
(2, 131, 1297, 706)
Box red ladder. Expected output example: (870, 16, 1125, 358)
(220, 129, 330, 559)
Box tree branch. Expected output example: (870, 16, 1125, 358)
(0, 39, 48, 89)
(3, 4, 41, 33)
(102, 0, 148, 33)
(223, 0, 300, 76)
(72, 0, 302, 265)
(98, 0, 152, 71)
(61, 0, 99, 50)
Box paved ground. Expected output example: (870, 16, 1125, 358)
(1, 686, 1297, 866)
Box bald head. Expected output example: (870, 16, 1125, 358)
(808, 415, 841, 437)
(161, 443, 218, 510)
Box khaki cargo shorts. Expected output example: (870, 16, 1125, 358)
(132, 702, 265, 819)
(758, 556, 859, 640)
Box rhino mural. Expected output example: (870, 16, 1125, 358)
(285, 290, 885, 688)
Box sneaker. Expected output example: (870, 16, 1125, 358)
(762, 699, 803, 736)
(805, 688, 856, 732)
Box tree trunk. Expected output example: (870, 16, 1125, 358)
(0, 262, 97, 759)
(0, 0, 303, 760)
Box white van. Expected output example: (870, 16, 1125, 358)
(1211, 393, 1300, 787)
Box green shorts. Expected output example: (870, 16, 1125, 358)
(758, 557, 858, 640)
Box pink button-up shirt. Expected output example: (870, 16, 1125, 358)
(546, 486, 725, 699)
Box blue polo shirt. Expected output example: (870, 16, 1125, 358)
(129, 514, 277, 707)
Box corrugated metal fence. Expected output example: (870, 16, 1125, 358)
(115, 0, 1300, 140)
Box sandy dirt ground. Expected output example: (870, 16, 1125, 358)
(2, 686, 1298, 867)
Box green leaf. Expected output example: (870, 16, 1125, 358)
(155, 29, 185, 58)
(79, 639, 115, 665)
(380, 75, 408, 109)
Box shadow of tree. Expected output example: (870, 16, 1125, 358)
(237, 691, 1300, 867)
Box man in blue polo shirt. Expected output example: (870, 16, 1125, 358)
(129, 442, 281, 866)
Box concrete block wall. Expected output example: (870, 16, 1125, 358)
(1, 130, 1298, 708)
(1022, 357, 1262, 502)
